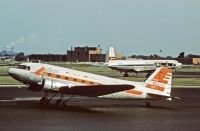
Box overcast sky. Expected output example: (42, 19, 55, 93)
(0, 0, 200, 56)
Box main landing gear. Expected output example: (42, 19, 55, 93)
(39, 91, 73, 107)
(124, 73, 129, 77)
(40, 92, 50, 106)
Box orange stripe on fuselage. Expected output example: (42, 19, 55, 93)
(34, 67, 100, 85)
(126, 90, 143, 95)
(44, 72, 100, 85)
(34, 67, 45, 75)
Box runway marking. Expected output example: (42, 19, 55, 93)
(92, 108, 120, 111)
(0, 96, 89, 101)
(14, 97, 41, 101)
(0, 97, 41, 102)
(0, 85, 27, 88)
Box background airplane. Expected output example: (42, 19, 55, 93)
(106, 47, 182, 77)
(8, 63, 178, 107)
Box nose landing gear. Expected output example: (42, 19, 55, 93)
(55, 94, 74, 107)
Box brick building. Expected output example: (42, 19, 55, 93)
(193, 58, 200, 64)
(67, 46, 106, 62)
(178, 52, 200, 65)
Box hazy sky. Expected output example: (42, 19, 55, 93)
(0, 0, 200, 56)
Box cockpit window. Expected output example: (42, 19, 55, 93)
(168, 63, 173, 66)
(27, 66, 30, 70)
(18, 65, 30, 70)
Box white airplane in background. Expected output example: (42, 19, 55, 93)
(8, 62, 179, 107)
(106, 47, 182, 77)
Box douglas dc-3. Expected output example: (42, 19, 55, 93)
(8, 63, 179, 107)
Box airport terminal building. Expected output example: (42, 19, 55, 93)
(28, 46, 106, 62)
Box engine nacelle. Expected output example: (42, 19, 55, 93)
(42, 79, 69, 91)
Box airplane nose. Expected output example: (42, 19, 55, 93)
(8, 68, 16, 76)
(176, 63, 182, 68)
(8, 68, 30, 83)
(8, 68, 23, 81)
(8, 68, 21, 80)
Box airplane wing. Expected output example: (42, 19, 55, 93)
(59, 84, 135, 97)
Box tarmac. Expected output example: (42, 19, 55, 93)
(0, 87, 200, 131)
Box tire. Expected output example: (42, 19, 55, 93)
(56, 99, 62, 107)
(40, 97, 48, 106)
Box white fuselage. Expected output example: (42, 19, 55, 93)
(106, 59, 182, 73)
(8, 63, 172, 100)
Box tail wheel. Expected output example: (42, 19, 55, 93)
(144, 100, 151, 107)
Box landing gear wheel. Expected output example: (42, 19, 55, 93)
(40, 97, 49, 106)
(56, 99, 62, 107)
(124, 73, 129, 77)
(61, 102, 66, 107)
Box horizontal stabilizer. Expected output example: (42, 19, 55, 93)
(147, 93, 180, 100)
(59, 84, 135, 97)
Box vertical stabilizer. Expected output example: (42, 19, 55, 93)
(145, 67, 172, 95)
(109, 47, 116, 60)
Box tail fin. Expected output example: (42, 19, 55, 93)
(109, 47, 116, 60)
(145, 67, 172, 95)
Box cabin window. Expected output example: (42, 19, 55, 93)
(168, 63, 173, 66)
(65, 77, 68, 80)
(48, 73, 51, 76)
(161, 63, 167, 66)
(56, 75, 60, 78)
(18, 65, 26, 69)
(74, 78, 77, 81)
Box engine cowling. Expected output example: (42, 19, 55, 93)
(42, 79, 69, 91)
